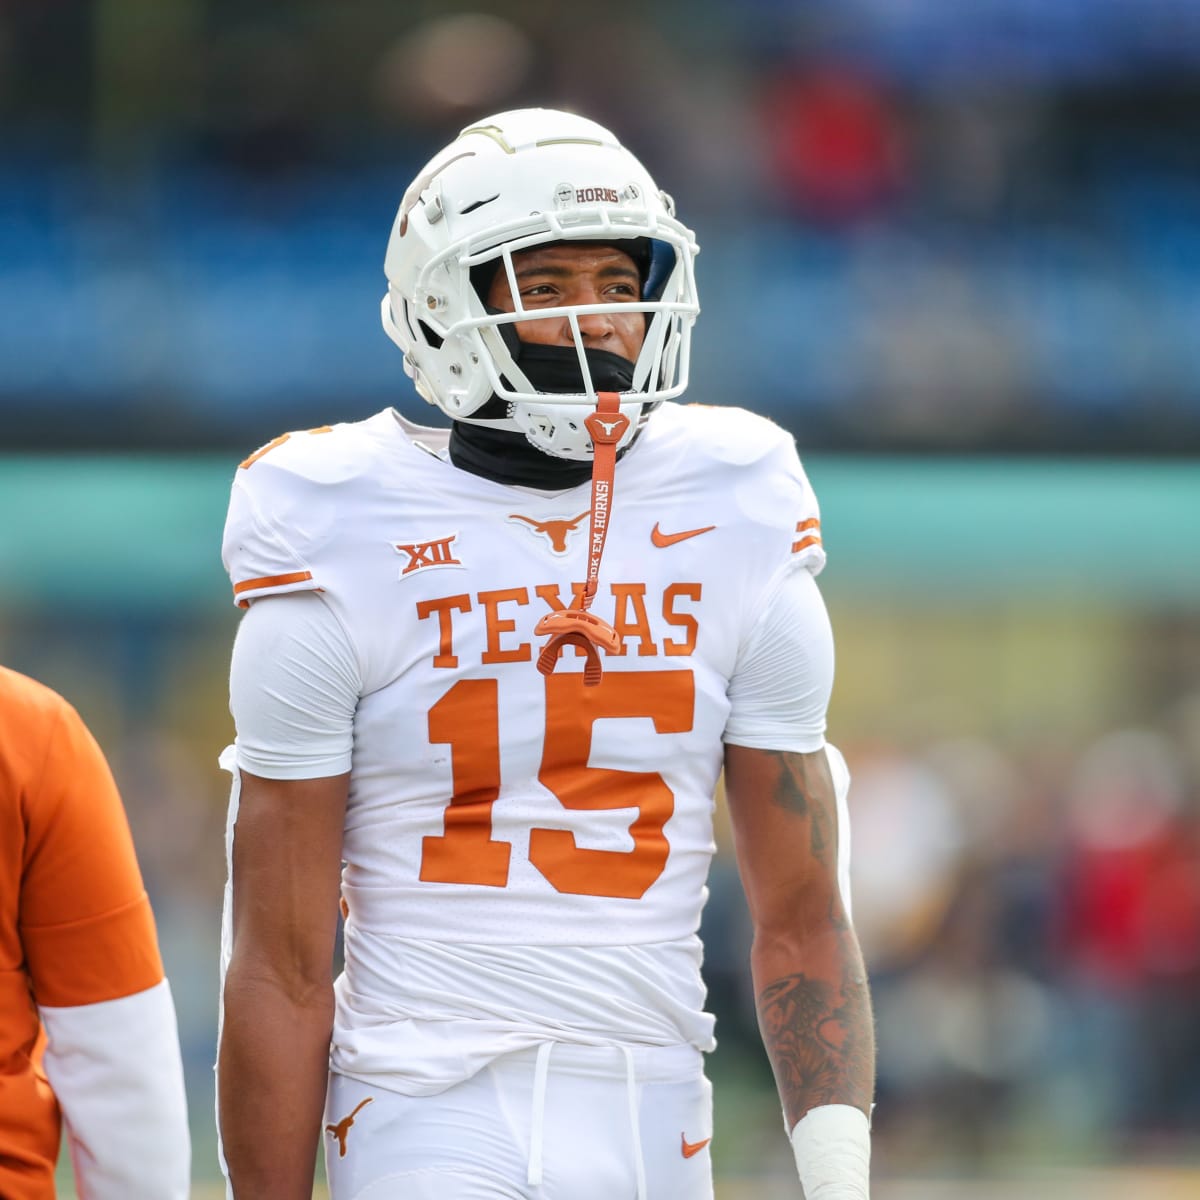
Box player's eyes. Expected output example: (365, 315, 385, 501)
(518, 279, 639, 303)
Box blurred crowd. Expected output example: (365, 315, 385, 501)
(705, 698, 1200, 1171)
(1, 1, 1199, 450)
(850, 716, 1200, 1163)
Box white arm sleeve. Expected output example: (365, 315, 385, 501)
(229, 590, 361, 779)
(789, 1104, 871, 1199)
(724, 563, 834, 754)
(40, 980, 190, 1200)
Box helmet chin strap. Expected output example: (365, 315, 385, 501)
(534, 391, 627, 685)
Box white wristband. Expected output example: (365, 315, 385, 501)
(788, 1104, 871, 1199)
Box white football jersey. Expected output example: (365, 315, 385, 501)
(221, 401, 827, 1092)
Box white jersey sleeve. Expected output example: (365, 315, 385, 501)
(40, 981, 190, 1200)
(775, 444, 826, 582)
(228, 590, 361, 780)
(672, 404, 831, 752)
(221, 425, 355, 608)
(724, 562, 834, 753)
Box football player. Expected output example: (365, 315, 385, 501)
(217, 108, 874, 1199)
(0, 665, 190, 1199)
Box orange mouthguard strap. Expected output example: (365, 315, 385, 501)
(535, 391, 628, 685)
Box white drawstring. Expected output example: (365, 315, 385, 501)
(527, 1042, 553, 1188)
(527, 1043, 647, 1199)
(622, 1046, 648, 1200)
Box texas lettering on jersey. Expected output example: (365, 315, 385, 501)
(416, 580, 703, 668)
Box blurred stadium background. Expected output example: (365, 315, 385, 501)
(2, 1, 1198, 1196)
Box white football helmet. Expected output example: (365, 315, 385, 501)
(382, 108, 700, 460)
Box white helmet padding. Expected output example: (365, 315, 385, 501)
(381, 108, 700, 460)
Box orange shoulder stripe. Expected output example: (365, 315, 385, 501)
(233, 570, 314, 598)
(239, 425, 334, 469)
(792, 517, 822, 554)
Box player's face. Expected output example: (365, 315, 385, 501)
(485, 243, 646, 364)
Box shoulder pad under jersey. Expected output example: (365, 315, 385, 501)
(221, 421, 379, 607)
(653, 403, 826, 576)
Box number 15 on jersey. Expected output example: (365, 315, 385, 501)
(421, 670, 696, 900)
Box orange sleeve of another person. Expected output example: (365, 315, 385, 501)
(7, 668, 163, 1008)
(1, 668, 166, 1199)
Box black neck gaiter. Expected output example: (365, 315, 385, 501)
(450, 420, 593, 489)
(448, 342, 639, 491)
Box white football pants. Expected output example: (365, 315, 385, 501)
(323, 1042, 714, 1199)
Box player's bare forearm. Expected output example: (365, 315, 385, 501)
(219, 966, 334, 1199)
(219, 769, 348, 1197)
(753, 924, 874, 1127)
(724, 744, 876, 1130)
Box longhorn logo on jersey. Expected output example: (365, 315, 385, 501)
(393, 534, 463, 576)
(507, 511, 589, 556)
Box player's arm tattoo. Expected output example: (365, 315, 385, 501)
(758, 962, 874, 1118)
(754, 750, 875, 1121)
(766, 751, 836, 858)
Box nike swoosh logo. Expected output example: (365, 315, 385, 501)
(651, 522, 716, 548)
(681, 1132, 711, 1159)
